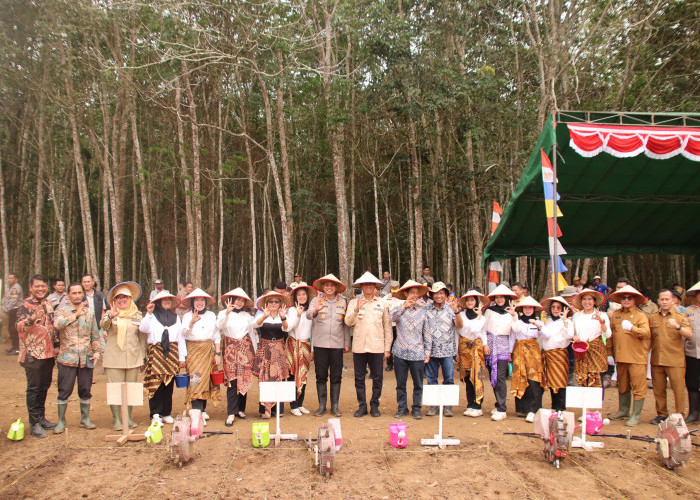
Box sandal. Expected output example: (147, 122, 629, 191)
(237, 411, 246, 419)
(225, 415, 235, 427)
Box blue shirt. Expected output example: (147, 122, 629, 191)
(594, 284, 611, 294)
(390, 303, 429, 361)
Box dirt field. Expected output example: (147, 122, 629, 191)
(1, 339, 699, 499)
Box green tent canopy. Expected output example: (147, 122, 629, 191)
(483, 111, 700, 266)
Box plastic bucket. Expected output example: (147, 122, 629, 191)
(174, 373, 190, 388)
(572, 341, 589, 360)
(210, 370, 224, 385)
(389, 422, 407, 448)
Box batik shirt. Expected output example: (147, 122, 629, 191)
(424, 304, 458, 358)
(16, 297, 56, 363)
(390, 303, 429, 361)
(54, 303, 101, 367)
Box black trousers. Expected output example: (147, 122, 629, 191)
(386, 327, 397, 367)
(149, 380, 175, 418)
(463, 373, 481, 409)
(354, 352, 384, 409)
(550, 388, 566, 412)
(57, 363, 93, 401)
(288, 374, 306, 409)
(8, 308, 19, 349)
(487, 360, 509, 412)
(686, 356, 700, 391)
(227, 379, 248, 415)
(191, 399, 208, 411)
(515, 380, 543, 415)
(314, 347, 344, 385)
(24, 356, 54, 425)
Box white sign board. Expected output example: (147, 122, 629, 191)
(422, 384, 460, 406)
(565, 387, 603, 409)
(106, 382, 144, 406)
(259, 381, 296, 403)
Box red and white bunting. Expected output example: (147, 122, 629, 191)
(491, 201, 502, 235)
(568, 123, 700, 161)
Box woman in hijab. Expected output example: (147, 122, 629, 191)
(511, 297, 546, 423)
(253, 291, 291, 418)
(140, 290, 185, 424)
(217, 288, 256, 426)
(181, 289, 221, 422)
(540, 296, 574, 412)
(285, 283, 316, 416)
(456, 290, 489, 417)
(481, 284, 520, 421)
(101, 281, 145, 430)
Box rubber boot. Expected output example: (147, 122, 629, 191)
(54, 400, 68, 434)
(314, 383, 327, 416)
(686, 390, 700, 424)
(127, 406, 137, 428)
(609, 392, 631, 420)
(625, 399, 645, 426)
(330, 383, 342, 417)
(79, 400, 96, 429)
(110, 405, 123, 431)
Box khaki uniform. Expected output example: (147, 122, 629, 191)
(345, 296, 392, 354)
(611, 308, 650, 400)
(100, 312, 146, 383)
(306, 295, 350, 349)
(649, 310, 690, 417)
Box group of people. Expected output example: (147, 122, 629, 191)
(4, 268, 700, 439)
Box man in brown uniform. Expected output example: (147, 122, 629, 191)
(345, 271, 392, 417)
(608, 285, 651, 426)
(648, 289, 692, 424)
(307, 274, 350, 416)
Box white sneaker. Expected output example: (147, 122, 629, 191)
(470, 409, 483, 418)
(290, 408, 303, 416)
(152, 414, 162, 424)
(202, 418, 207, 427)
(202, 412, 210, 420)
(491, 408, 498, 415)
(491, 411, 507, 421)
(298, 407, 310, 415)
(463, 408, 473, 416)
(162, 415, 174, 424)
(525, 412, 535, 423)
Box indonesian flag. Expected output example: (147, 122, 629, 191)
(491, 201, 502, 235)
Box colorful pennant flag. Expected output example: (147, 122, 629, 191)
(541, 148, 568, 292)
(491, 201, 502, 235)
(546, 219, 563, 238)
(548, 237, 567, 256)
(544, 199, 563, 218)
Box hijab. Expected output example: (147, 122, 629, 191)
(153, 300, 177, 357)
(116, 299, 140, 350)
(487, 296, 510, 315)
(518, 309, 538, 324)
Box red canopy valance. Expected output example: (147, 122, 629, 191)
(568, 123, 700, 161)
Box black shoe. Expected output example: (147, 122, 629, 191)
(354, 407, 368, 418)
(6, 347, 18, 355)
(370, 407, 381, 418)
(425, 406, 438, 416)
(650, 415, 667, 425)
(394, 408, 409, 418)
(385, 365, 393, 372)
(412, 410, 423, 420)
(40, 417, 57, 430)
(30, 422, 47, 438)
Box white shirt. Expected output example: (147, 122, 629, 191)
(286, 307, 313, 342)
(180, 310, 219, 361)
(573, 310, 611, 342)
(540, 317, 574, 351)
(514, 318, 546, 341)
(139, 313, 186, 360)
(482, 309, 520, 337)
(217, 310, 255, 340)
(457, 312, 486, 343)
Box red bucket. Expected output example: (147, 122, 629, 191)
(572, 341, 589, 359)
(210, 370, 225, 385)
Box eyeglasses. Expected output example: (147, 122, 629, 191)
(620, 295, 635, 301)
(268, 300, 281, 304)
